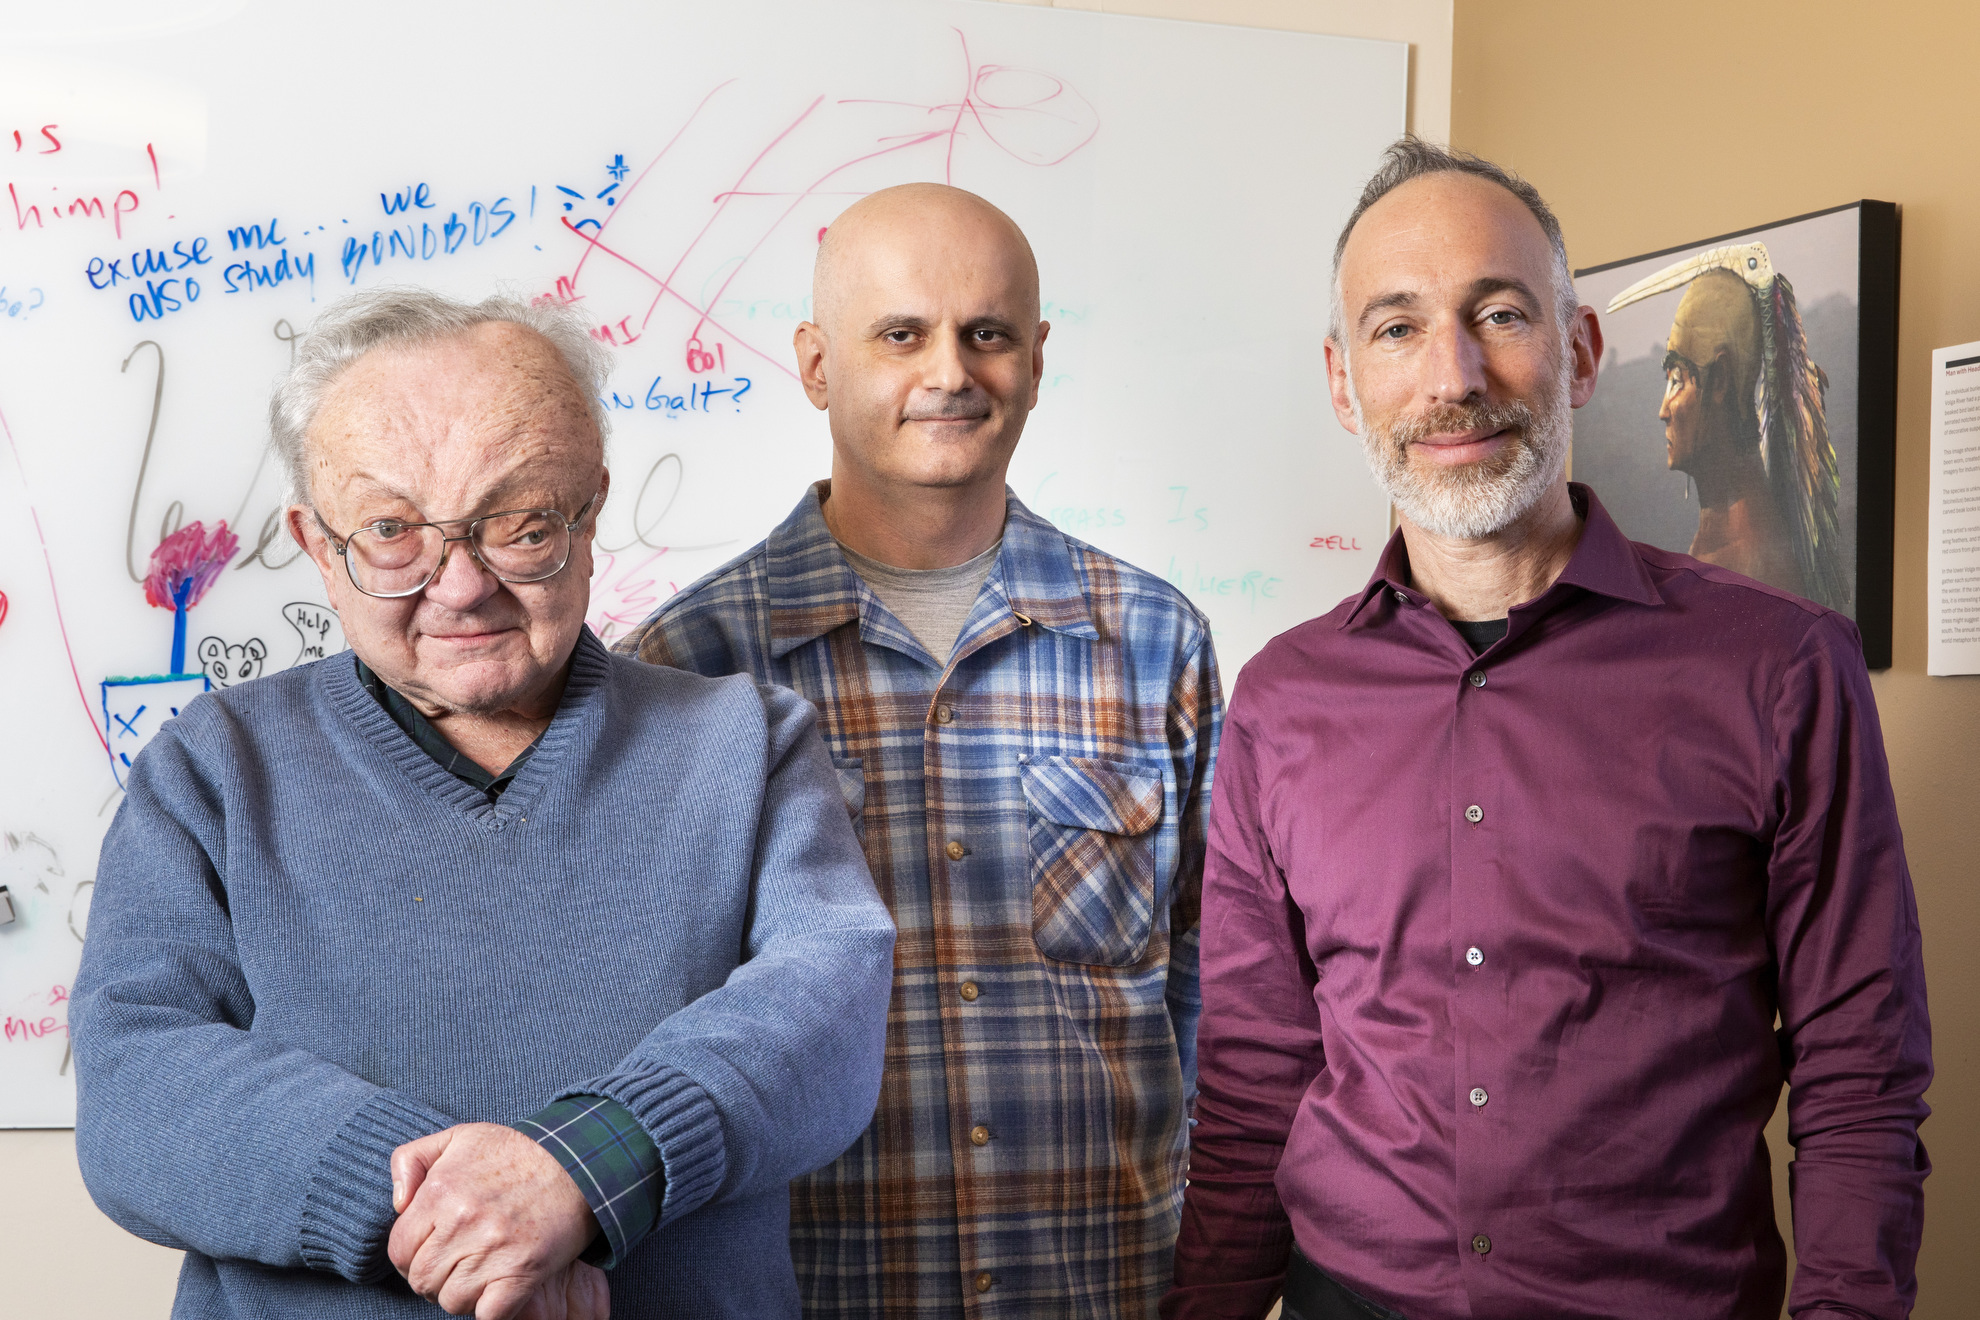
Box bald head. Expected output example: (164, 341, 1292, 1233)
(792, 183, 1049, 564)
(812, 183, 1039, 335)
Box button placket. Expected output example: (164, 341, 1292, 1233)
(1450, 657, 1502, 1288)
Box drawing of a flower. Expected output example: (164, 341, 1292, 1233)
(144, 521, 239, 675)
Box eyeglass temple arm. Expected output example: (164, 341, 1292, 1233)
(311, 509, 350, 555)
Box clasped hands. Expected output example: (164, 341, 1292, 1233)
(389, 1122, 609, 1319)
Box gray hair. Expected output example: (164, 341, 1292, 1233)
(268, 286, 613, 506)
(1328, 136, 1578, 347)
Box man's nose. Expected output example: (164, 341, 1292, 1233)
(423, 535, 502, 611)
(1422, 315, 1488, 406)
(921, 329, 974, 395)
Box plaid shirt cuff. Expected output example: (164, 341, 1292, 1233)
(512, 1096, 665, 1269)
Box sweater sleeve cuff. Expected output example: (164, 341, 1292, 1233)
(299, 1089, 452, 1282)
(555, 1062, 725, 1226)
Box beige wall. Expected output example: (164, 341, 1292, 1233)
(1452, 1, 1980, 1314)
(0, 1132, 184, 1314)
(0, 4, 1461, 1316)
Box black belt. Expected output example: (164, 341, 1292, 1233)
(1282, 1248, 1407, 1320)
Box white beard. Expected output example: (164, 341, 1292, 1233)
(1350, 356, 1573, 540)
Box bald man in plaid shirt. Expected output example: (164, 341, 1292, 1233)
(619, 184, 1221, 1317)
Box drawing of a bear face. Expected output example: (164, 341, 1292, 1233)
(197, 636, 267, 688)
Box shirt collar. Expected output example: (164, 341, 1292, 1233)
(765, 480, 1099, 659)
(1340, 482, 1662, 631)
(352, 655, 537, 797)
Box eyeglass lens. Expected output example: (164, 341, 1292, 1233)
(346, 510, 572, 596)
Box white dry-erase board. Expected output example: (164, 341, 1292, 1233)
(0, 0, 1402, 1125)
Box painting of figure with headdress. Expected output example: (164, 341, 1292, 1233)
(1571, 202, 1898, 662)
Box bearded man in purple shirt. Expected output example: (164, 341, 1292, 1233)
(1164, 137, 1930, 1320)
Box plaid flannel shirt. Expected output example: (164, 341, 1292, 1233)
(617, 484, 1222, 1318)
(512, 1094, 664, 1268)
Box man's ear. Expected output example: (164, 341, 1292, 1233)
(1704, 354, 1736, 409)
(1027, 320, 1050, 411)
(1566, 305, 1603, 409)
(587, 465, 611, 529)
(286, 504, 317, 555)
(1324, 338, 1360, 434)
(793, 322, 831, 412)
(286, 505, 350, 610)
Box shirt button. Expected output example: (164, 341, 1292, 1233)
(1465, 946, 1484, 967)
(935, 704, 955, 724)
(1470, 1087, 1489, 1108)
(960, 980, 980, 1001)
(970, 1124, 991, 1147)
(1465, 804, 1484, 824)
(946, 839, 966, 861)
(974, 1272, 994, 1293)
(1468, 670, 1487, 688)
(1472, 1233, 1492, 1255)
(1393, 589, 1408, 605)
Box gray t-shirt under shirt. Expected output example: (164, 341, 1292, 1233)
(838, 539, 1001, 664)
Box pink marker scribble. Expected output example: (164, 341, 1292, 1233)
(0, 401, 105, 751)
(145, 520, 237, 610)
(586, 548, 677, 646)
(546, 29, 1097, 386)
(146, 520, 238, 675)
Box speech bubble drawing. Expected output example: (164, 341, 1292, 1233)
(281, 602, 345, 668)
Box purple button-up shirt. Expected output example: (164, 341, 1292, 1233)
(1166, 487, 1929, 1320)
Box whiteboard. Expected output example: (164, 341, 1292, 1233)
(0, 0, 1403, 1125)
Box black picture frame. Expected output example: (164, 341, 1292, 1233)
(1573, 200, 1899, 667)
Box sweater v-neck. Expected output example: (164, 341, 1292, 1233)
(320, 628, 613, 828)
(353, 655, 538, 799)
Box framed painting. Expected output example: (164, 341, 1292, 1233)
(1572, 201, 1898, 666)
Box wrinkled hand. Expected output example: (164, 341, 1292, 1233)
(515, 1260, 610, 1320)
(390, 1122, 600, 1318)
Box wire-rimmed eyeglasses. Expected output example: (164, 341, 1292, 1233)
(316, 493, 598, 600)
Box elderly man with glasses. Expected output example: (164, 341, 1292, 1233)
(70, 288, 896, 1320)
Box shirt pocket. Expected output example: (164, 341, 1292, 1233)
(1018, 755, 1167, 967)
(830, 756, 866, 841)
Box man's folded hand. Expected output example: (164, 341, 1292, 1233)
(389, 1122, 601, 1319)
(516, 1260, 610, 1320)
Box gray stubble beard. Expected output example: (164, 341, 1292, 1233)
(1349, 352, 1573, 541)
